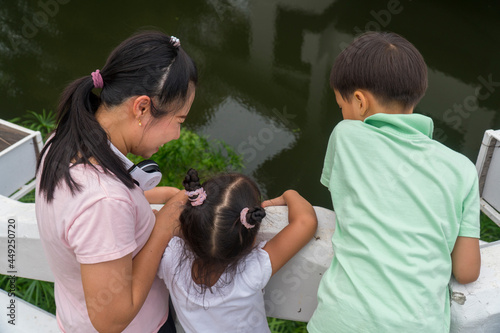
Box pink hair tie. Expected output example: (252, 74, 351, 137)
(240, 207, 254, 229)
(186, 187, 207, 206)
(170, 36, 181, 48)
(91, 69, 104, 89)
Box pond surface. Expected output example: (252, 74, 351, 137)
(1, 0, 500, 208)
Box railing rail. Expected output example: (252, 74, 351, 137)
(1, 194, 500, 332)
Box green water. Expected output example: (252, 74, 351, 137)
(1, 0, 500, 208)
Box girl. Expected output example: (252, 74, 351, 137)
(158, 169, 318, 333)
(35, 31, 196, 332)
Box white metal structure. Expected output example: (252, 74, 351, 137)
(0, 119, 43, 200)
(476, 129, 500, 226)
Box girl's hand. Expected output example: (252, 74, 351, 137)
(262, 193, 287, 207)
(262, 190, 318, 276)
(145, 186, 181, 204)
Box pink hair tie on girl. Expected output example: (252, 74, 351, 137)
(240, 207, 254, 229)
(186, 187, 207, 206)
(91, 69, 104, 89)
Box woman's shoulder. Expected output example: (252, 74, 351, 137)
(68, 163, 139, 202)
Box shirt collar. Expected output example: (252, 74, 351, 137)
(363, 113, 434, 139)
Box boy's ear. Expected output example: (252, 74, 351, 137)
(353, 90, 370, 117)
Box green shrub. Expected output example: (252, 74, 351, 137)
(268, 317, 308, 332)
(9, 109, 56, 140)
(128, 128, 244, 188)
(480, 212, 500, 242)
(0, 275, 56, 315)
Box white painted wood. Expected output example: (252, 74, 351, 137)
(0, 119, 43, 198)
(476, 129, 500, 226)
(0, 195, 55, 283)
(450, 240, 500, 333)
(259, 205, 335, 322)
(2, 196, 500, 331)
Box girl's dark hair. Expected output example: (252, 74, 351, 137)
(179, 169, 265, 294)
(331, 31, 427, 109)
(37, 31, 198, 202)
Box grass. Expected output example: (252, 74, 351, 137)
(480, 212, 500, 242)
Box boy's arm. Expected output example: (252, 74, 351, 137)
(451, 236, 480, 284)
(144, 186, 180, 204)
(262, 190, 318, 276)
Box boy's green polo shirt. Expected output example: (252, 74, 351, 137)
(308, 113, 479, 333)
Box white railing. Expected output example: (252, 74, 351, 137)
(1, 194, 500, 332)
(1, 127, 500, 332)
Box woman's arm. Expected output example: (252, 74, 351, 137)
(451, 236, 481, 284)
(262, 190, 318, 276)
(81, 191, 186, 332)
(144, 186, 181, 204)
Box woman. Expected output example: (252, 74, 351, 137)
(35, 31, 197, 332)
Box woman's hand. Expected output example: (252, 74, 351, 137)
(154, 190, 187, 239)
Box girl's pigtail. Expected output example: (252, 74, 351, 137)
(183, 168, 201, 191)
(183, 168, 206, 207)
(240, 206, 266, 229)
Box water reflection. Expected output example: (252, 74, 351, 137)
(0, 0, 499, 208)
(200, 97, 296, 174)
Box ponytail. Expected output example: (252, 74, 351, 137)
(37, 76, 134, 202)
(241, 206, 266, 229)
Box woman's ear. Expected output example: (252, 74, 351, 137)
(132, 95, 151, 119)
(353, 90, 370, 118)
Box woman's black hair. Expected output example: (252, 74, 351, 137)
(37, 31, 198, 202)
(179, 169, 265, 295)
(331, 31, 427, 109)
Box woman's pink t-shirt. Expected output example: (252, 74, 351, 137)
(35, 163, 169, 332)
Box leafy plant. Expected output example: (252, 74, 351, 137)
(128, 128, 244, 188)
(268, 317, 308, 332)
(9, 109, 57, 139)
(480, 212, 500, 242)
(0, 275, 56, 315)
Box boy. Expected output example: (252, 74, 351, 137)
(308, 32, 481, 332)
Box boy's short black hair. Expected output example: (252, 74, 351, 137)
(331, 31, 427, 109)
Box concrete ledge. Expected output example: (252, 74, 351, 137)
(2, 195, 500, 331)
(0, 195, 54, 283)
(0, 289, 59, 332)
(450, 240, 500, 332)
(259, 205, 335, 321)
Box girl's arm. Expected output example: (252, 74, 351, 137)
(451, 236, 481, 284)
(262, 190, 318, 276)
(144, 186, 180, 204)
(80, 191, 186, 333)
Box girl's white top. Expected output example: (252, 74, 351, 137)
(158, 237, 272, 333)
